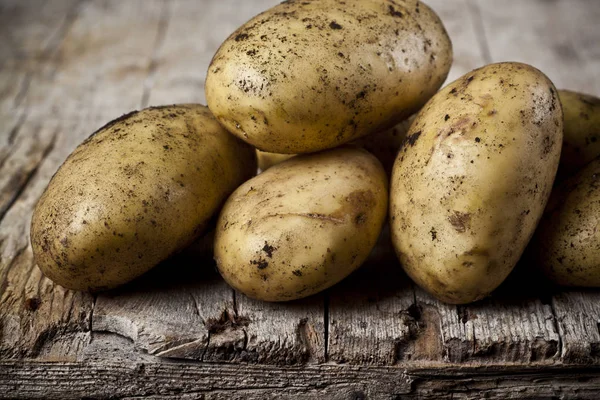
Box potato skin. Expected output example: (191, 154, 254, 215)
(214, 147, 388, 301)
(31, 105, 256, 291)
(532, 157, 600, 286)
(206, 0, 451, 154)
(556, 90, 600, 179)
(390, 62, 563, 304)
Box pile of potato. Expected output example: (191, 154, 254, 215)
(31, 0, 600, 304)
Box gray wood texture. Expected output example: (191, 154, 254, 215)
(1, 0, 600, 398)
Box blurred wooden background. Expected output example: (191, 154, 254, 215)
(1, 1, 600, 399)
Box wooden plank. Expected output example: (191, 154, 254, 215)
(554, 0, 600, 95)
(2, 359, 600, 400)
(144, 0, 281, 107)
(475, 0, 600, 95)
(23, 0, 165, 124)
(0, 0, 80, 64)
(327, 227, 419, 364)
(552, 291, 600, 363)
(0, 0, 599, 374)
(427, 0, 490, 83)
(235, 291, 326, 364)
(0, 0, 80, 159)
(416, 283, 560, 364)
(92, 253, 240, 361)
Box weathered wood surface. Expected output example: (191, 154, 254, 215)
(1, 0, 600, 398)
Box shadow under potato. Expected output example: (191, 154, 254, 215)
(104, 222, 560, 308)
(103, 235, 221, 295)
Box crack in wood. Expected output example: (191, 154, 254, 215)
(43, 0, 84, 60)
(323, 291, 329, 362)
(91, 329, 135, 345)
(200, 332, 210, 362)
(232, 289, 238, 318)
(549, 296, 564, 360)
(88, 293, 97, 344)
(230, 288, 250, 356)
(140, 0, 171, 108)
(6, 110, 28, 147)
(0, 244, 28, 302)
(12, 0, 82, 110)
(0, 129, 57, 227)
(188, 291, 203, 323)
(394, 284, 424, 363)
(13, 73, 32, 109)
(153, 337, 207, 358)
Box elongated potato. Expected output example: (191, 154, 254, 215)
(557, 90, 600, 179)
(206, 0, 452, 154)
(31, 105, 256, 291)
(532, 157, 600, 286)
(215, 147, 388, 301)
(390, 62, 563, 304)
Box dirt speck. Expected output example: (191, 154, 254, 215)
(448, 211, 471, 233)
(262, 242, 276, 258)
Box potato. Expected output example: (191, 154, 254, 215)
(256, 116, 413, 172)
(214, 147, 388, 301)
(206, 0, 452, 154)
(390, 62, 563, 304)
(556, 90, 600, 179)
(531, 156, 600, 286)
(31, 105, 257, 291)
(256, 150, 295, 171)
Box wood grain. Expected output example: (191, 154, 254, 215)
(144, 0, 281, 107)
(2, 357, 600, 400)
(1, 0, 600, 398)
(553, 291, 600, 363)
(475, 0, 600, 96)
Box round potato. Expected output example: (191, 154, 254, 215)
(256, 116, 413, 172)
(206, 0, 452, 154)
(531, 156, 600, 286)
(31, 105, 257, 291)
(390, 62, 563, 304)
(256, 150, 295, 172)
(214, 147, 388, 301)
(556, 90, 600, 179)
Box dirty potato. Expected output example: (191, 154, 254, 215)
(531, 156, 600, 286)
(214, 147, 388, 301)
(257, 150, 295, 171)
(390, 62, 563, 304)
(556, 90, 600, 179)
(31, 105, 257, 291)
(206, 0, 452, 154)
(256, 116, 413, 173)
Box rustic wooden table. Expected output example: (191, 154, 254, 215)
(1, 0, 600, 398)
